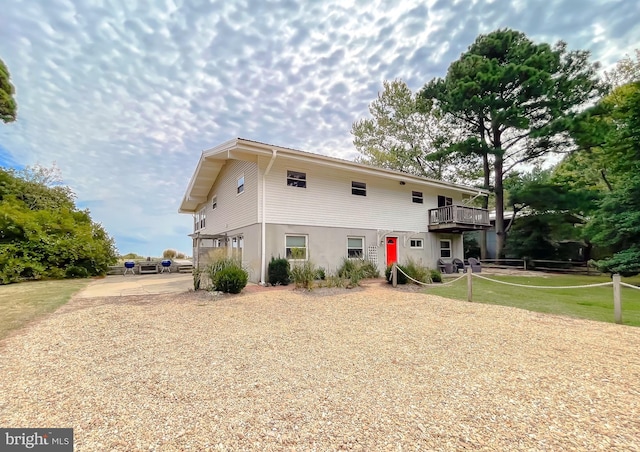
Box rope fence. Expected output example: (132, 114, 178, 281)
(394, 265, 466, 287)
(621, 282, 640, 290)
(389, 263, 636, 325)
(471, 273, 613, 289)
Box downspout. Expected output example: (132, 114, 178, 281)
(260, 149, 278, 285)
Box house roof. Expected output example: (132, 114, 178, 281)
(179, 138, 489, 213)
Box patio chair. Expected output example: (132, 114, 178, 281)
(468, 257, 482, 273)
(452, 258, 465, 273)
(437, 258, 454, 274)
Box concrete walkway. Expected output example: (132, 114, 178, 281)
(76, 273, 193, 298)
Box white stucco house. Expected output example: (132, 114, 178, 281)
(179, 138, 490, 283)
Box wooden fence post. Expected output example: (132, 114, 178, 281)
(613, 273, 622, 324)
(392, 262, 397, 288)
(467, 266, 473, 302)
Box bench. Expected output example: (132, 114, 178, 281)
(138, 264, 159, 274)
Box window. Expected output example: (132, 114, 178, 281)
(212, 195, 217, 210)
(410, 238, 423, 249)
(195, 208, 206, 231)
(440, 239, 452, 258)
(347, 237, 364, 258)
(352, 181, 366, 196)
(237, 175, 245, 194)
(287, 170, 307, 188)
(412, 191, 423, 204)
(286, 235, 307, 260)
(438, 195, 453, 207)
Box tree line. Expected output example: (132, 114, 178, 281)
(1, 57, 119, 283)
(0, 165, 118, 283)
(352, 29, 639, 275)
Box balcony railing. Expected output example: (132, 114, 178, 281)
(428, 205, 490, 232)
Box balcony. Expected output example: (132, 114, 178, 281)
(428, 205, 490, 233)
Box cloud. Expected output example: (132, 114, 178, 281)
(0, 0, 637, 255)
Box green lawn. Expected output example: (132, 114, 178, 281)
(427, 273, 640, 326)
(0, 279, 91, 340)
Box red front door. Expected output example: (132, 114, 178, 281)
(386, 237, 398, 266)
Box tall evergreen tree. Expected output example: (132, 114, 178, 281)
(0, 58, 17, 123)
(420, 29, 603, 258)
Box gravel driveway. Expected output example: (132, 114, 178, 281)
(1, 282, 639, 450)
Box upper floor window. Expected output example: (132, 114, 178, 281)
(412, 191, 423, 204)
(237, 175, 245, 194)
(438, 195, 453, 207)
(347, 237, 364, 258)
(195, 208, 206, 231)
(352, 181, 366, 196)
(212, 195, 217, 210)
(287, 170, 307, 188)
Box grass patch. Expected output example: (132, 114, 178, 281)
(0, 279, 90, 340)
(427, 274, 640, 326)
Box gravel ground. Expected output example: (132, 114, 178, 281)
(1, 282, 639, 451)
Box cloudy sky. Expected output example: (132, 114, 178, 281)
(1, 0, 638, 257)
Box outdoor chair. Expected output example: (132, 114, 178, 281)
(452, 258, 465, 273)
(468, 257, 482, 273)
(437, 258, 454, 274)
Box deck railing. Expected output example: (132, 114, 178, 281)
(428, 205, 490, 226)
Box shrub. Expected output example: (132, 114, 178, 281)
(121, 252, 144, 260)
(337, 258, 357, 278)
(323, 273, 347, 288)
(193, 267, 202, 291)
(65, 265, 89, 278)
(206, 257, 238, 280)
(290, 260, 316, 290)
(337, 259, 359, 285)
(403, 258, 431, 284)
(268, 257, 290, 286)
(206, 257, 248, 293)
(385, 264, 408, 284)
(23, 263, 45, 280)
(163, 249, 177, 259)
(0, 248, 25, 284)
(45, 267, 65, 280)
(315, 267, 326, 280)
(337, 258, 379, 287)
(213, 266, 248, 294)
(359, 260, 380, 278)
(430, 269, 442, 283)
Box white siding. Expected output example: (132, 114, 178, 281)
(197, 160, 258, 234)
(263, 159, 467, 231)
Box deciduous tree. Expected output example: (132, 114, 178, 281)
(0, 166, 118, 283)
(584, 82, 640, 275)
(351, 79, 477, 182)
(604, 49, 640, 88)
